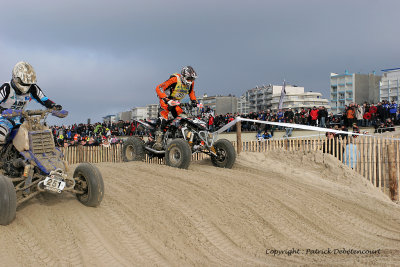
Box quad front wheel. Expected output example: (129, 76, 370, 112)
(74, 163, 104, 207)
(165, 139, 191, 169)
(0, 175, 17, 225)
(211, 139, 236, 169)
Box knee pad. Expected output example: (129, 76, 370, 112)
(0, 133, 6, 144)
(0, 118, 13, 144)
(0, 125, 10, 144)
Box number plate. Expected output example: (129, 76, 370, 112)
(43, 176, 66, 193)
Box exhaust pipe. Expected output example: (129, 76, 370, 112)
(144, 146, 166, 154)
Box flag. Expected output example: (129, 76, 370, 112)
(278, 80, 286, 110)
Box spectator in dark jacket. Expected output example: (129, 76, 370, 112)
(318, 106, 328, 128)
(284, 108, 294, 122)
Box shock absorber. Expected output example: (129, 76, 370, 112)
(186, 131, 193, 145)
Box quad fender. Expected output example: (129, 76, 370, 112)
(12, 123, 30, 152)
(12, 121, 52, 152)
(19, 148, 65, 174)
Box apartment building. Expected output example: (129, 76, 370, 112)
(117, 111, 132, 121)
(241, 84, 328, 113)
(146, 104, 159, 120)
(131, 107, 147, 121)
(245, 85, 271, 112)
(102, 114, 117, 124)
(379, 68, 400, 102)
(330, 71, 381, 114)
(202, 95, 237, 115)
(237, 95, 250, 114)
(271, 91, 329, 111)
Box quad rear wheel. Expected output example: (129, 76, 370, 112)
(122, 137, 145, 162)
(165, 139, 191, 169)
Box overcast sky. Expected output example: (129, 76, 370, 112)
(1, 0, 399, 125)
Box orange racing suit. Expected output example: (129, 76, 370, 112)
(156, 73, 197, 119)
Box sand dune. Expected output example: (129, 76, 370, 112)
(1, 151, 399, 266)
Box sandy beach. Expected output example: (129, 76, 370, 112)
(0, 150, 399, 266)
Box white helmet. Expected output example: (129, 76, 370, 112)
(181, 66, 197, 87)
(12, 61, 37, 94)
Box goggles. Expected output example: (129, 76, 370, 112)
(16, 77, 34, 86)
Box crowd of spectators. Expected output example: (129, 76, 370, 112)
(206, 100, 398, 138)
(51, 121, 134, 147)
(51, 100, 398, 147)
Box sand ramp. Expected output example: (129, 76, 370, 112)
(1, 151, 399, 266)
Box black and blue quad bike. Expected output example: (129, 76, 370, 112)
(0, 109, 104, 225)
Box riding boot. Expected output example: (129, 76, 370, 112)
(152, 130, 164, 150)
(153, 117, 167, 150)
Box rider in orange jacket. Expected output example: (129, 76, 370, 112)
(153, 66, 198, 150)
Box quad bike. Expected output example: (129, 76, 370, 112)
(122, 102, 236, 169)
(0, 109, 104, 225)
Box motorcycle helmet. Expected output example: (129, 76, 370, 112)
(181, 66, 197, 87)
(12, 61, 37, 94)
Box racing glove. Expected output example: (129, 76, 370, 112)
(54, 104, 63, 110)
(191, 100, 198, 107)
(163, 98, 179, 107)
(162, 97, 169, 105)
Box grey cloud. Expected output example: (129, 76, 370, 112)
(0, 0, 399, 124)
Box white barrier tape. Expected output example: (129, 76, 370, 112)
(256, 134, 324, 141)
(238, 118, 367, 136)
(275, 134, 324, 140)
(214, 117, 240, 134)
(214, 117, 400, 141)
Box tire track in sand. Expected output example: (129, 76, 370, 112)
(45, 209, 85, 267)
(74, 210, 130, 267)
(13, 217, 58, 266)
(160, 190, 283, 266)
(100, 197, 170, 266)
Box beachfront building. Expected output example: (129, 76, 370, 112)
(268, 85, 330, 111)
(237, 95, 250, 114)
(102, 114, 117, 124)
(129, 104, 160, 120)
(241, 84, 328, 112)
(379, 68, 400, 103)
(146, 104, 159, 120)
(245, 85, 271, 112)
(117, 111, 132, 121)
(330, 71, 381, 114)
(131, 107, 147, 121)
(202, 95, 237, 115)
(270, 90, 330, 111)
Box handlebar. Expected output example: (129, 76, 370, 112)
(1, 109, 68, 119)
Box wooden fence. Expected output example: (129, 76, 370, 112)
(59, 144, 208, 165)
(59, 136, 399, 201)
